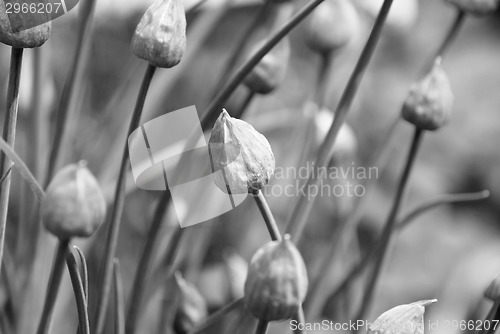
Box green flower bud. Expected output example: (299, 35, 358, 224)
(208, 109, 275, 194)
(0, 1, 51, 48)
(244, 235, 308, 322)
(42, 161, 106, 240)
(304, 0, 359, 55)
(445, 0, 499, 15)
(244, 38, 290, 94)
(485, 274, 500, 302)
(173, 272, 208, 334)
(368, 299, 437, 334)
(131, 0, 186, 68)
(401, 59, 454, 131)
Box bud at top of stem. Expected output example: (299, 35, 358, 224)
(304, 0, 359, 55)
(401, 59, 454, 131)
(208, 109, 275, 194)
(131, 0, 186, 68)
(173, 272, 208, 334)
(244, 235, 308, 322)
(244, 37, 291, 95)
(42, 161, 106, 240)
(445, 0, 500, 15)
(485, 274, 500, 302)
(0, 1, 51, 48)
(368, 299, 437, 334)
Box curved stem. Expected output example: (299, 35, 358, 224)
(45, 0, 97, 185)
(285, 0, 395, 243)
(93, 64, 157, 334)
(73, 246, 89, 301)
(200, 0, 326, 129)
(36, 239, 70, 334)
(255, 320, 269, 334)
(66, 249, 90, 334)
(0, 47, 23, 275)
(354, 128, 423, 323)
(252, 190, 282, 241)
(125, 191, 170, 334)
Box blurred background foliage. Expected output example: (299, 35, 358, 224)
(1, 0, 500, 333)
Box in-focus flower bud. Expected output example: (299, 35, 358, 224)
(42, 161, 106, 240)
(173, 272, 208, 334)
(208, 109, 275, 194)
(0, 1, 51, 48)
(445, 0, 499, 15)
(401, 59, 454, 131)
(485, 274, 500, 302)
(244, 38, 290, 94)
(131, 0, 186, 68)
(244, 235, 308, 322)
(368, 299, 437, 334)
(304, 0, 359, 55)
(314, 108, 357, 160)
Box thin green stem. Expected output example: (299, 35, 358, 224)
(67, 249, 90, 334)
(354, 128, 423, 323)
(73, 246, 89, 301)
(255, 320, 269, 334)
(252, 190, 282, 241)
(0, 47, 23, 275)
(36, 239, 70, 334)
(285, 0, 395, 243)
(93, 64, 157, 334)
(125, 191, 171, 334)
(188, 298, 244, 334)
(113, 260, 125, 334)
(0, 137, 45, 200)
(200, 0, 327, 130)
(45, 0, 97, 185)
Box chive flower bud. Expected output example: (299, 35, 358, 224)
(401, 59, 454, 131)
(368, 299, 437, 334)
(244, 235, 308, 322)
(173, 272, 208, 334)
(304, 0, 359, 55)
(42, 161, 106, 240)
(244, 38, 290, 94)
(485, 274, 500, 302)
(208, 109, 275, 194)
(131, 0, 187, 68)
(445, 0, 500, 15)
(0, 1, 51, 48)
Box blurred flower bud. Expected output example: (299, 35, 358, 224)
(244, 235, 308, 321)
(244, 38, 290, 94)
(304, 0, 360, 55)
(368, 299, 437, 334)
(445, 0, 499, 15)
(131, 0, 186, 68)
(42, 161, 106, 239)
(208, 109, 275, 194)
(0, 1, 51, 48)
(401, 59, 454, 131)
(485, 274, 500, 302)
(314, 108, 357, 160)
(223, 251, 248, 300)
(173, 272, 208, 334)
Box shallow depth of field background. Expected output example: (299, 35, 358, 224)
(1, 0, 500, 333)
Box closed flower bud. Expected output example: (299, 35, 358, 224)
(304, 0, 359, 55)
(244, 235, 308, 322)
(208, 109, 275, 194)
(368, 299, 437, 334)
(401, 59, 453, 131)
(445, 0, 499, 15)
(174, 272, 208, 334)
(484, 274, 500, 302)
(0, 1, 51, 48)
(131, 0, 186, 68)
(42, 161, 106, 240)
(244, 38, 290, 94)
